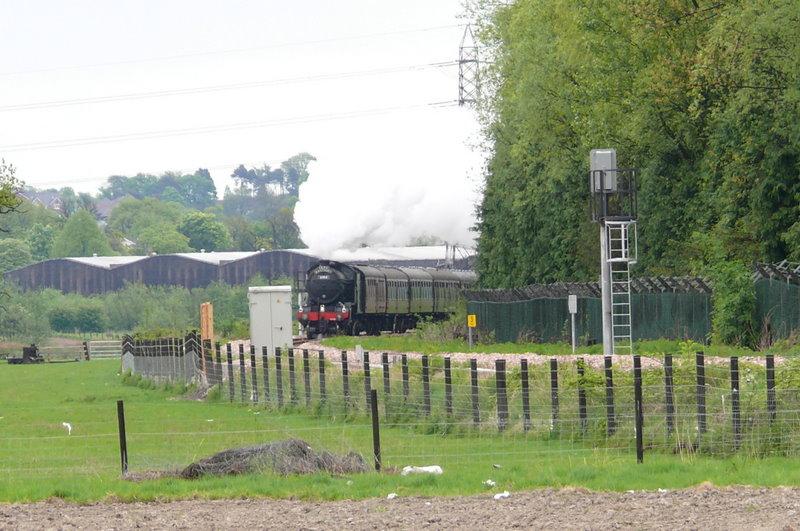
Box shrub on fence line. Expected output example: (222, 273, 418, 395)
(709, 260, 756, 347)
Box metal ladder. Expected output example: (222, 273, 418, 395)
(606, 221, 636, 355)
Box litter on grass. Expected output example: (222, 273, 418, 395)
(401, 465, 443, 476)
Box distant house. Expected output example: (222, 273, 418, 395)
(94, 196, 129, 220)
(17, 190, 63, 213)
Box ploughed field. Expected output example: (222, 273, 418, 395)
(3, 486, 800, 529)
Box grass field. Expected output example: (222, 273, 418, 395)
(3, 359, 800, 503)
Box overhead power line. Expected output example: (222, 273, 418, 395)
(0, 61, 458, 112)
(0, 24, 464, 77)
(0, 101, 459, 153)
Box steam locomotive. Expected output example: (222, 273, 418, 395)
(297, 260, 476, 337)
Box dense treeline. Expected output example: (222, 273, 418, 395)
(0, 153, 314, 274)
(473, 0, 800, 288)
(0, 276, 290, 342)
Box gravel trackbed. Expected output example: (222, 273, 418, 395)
(2, 486, 799, 529)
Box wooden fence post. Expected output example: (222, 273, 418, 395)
(341, 351, 350, 413)
(370, 389, 381, 471)
(288, 349, 298, 405)
(249, 345, 259, 404)
(731, 356, 741, 450)
(401, 354, 410, 401)
(238, 343, 247, 403)
(318, 350, 327, 403)
(496, 359, 508, 431)
(381, 353, 390, 417)
(696, 351, 707, 436)
(444, 357, 453, 417)
(634, 354, 644, 464)
(275, 347, 284, 407)
(261, 346, 270, 404)
(214, 342, 222, 386)
(116, 400, 128, 475)
(226, 343, 235, 402)
(363, 352, 372, 410)
(604, 355, 615, 436)
(303, 349, 311, 407)
(550, 358, 559, 431)
(577, 357, 587, 435)
(664, 353, 675, 435)
(766, 354, 776, 422)
(521, 358, 531, 432)
(421, 355, 431, 416)
(470, 358, 480, 426)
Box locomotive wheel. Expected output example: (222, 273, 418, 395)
(350, 320, 364, 336)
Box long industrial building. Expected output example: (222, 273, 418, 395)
(4, 246, 475, 294)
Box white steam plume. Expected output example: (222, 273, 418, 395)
(295, 153, 480, 257)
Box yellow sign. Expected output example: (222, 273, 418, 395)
(467, 314, 477, 328)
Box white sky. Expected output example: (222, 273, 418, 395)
(0, 1, 484, 249)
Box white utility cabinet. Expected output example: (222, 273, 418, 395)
(248, 286, 292, 356)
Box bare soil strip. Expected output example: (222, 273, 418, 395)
(2, 486, 799, 529)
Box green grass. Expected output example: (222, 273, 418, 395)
(3, 359, 800, 503)
(321, 336, 761, 357)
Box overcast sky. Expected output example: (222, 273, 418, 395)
(0, 1, 484, 249)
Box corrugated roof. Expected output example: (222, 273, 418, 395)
(65, 256, 148, 269)
(174, 251, 259, 265)
(52, 246, 475, 270)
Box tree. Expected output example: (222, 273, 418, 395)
(470, 0, 800, 287)
(0, 238, 32, 273)
(178, 169, 217, 209)
(107, 197, 186, 240)
(265, 207, 304, 249)
(177, 212, 231, 251)
(136, 224, 193, 254)
(99, 169, 217, 209)
(280, 152, 315, 197)
(58, 187, 79, 217)
(51, 209, 113, 257)
(225, 216, 270, 251)
(27, 223, 55, 260)
(0, 159, 22, 226)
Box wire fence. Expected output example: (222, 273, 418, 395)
(4, 336, 800, 483)
(126, 335, 800, 458)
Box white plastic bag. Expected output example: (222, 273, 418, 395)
(401, 465, 443, 476)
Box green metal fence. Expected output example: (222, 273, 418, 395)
(467, 292, 711, 344)
(755, 278, 800, 340)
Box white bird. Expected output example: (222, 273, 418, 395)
(61, 422, 72, 435)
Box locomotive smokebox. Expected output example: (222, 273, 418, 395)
(306, 262, 345, 304)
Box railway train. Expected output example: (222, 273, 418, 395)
(297, 260, 477, 337)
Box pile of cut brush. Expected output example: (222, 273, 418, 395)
(179, 438, 368, 479)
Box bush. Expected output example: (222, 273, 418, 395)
(709, 260, 755, 347)
(48, 300, 107, 333)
